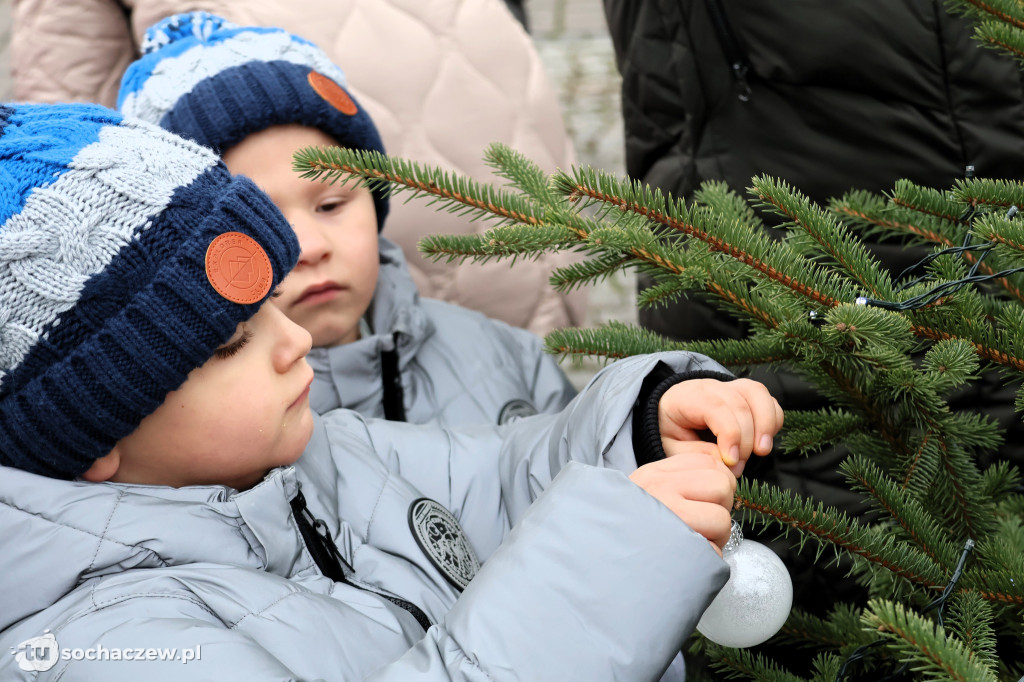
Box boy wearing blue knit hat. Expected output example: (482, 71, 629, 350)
(0, 104, 783, 680)
(118, 12, 576, 426)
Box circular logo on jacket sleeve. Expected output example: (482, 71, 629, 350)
(408, 498, 480, 591)
(498, 399, 538, 425)
(205, 232, 273, 304)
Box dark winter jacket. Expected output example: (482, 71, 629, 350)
(602, 0, 1024, 612)
(603, 0, 1024, 342)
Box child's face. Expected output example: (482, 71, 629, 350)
(223, 125, 380, 348)
(94, 302, 315, 490)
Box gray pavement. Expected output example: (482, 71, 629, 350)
(0, 0, 636, 385)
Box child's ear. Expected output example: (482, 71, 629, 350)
(81, 449, 121, 482)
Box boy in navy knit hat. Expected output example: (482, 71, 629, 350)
(0, 103, 785, 681)
(118, 12, 577, 427)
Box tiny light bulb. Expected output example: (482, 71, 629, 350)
(696, 522, 793, 648)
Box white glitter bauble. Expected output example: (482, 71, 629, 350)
(696, 522, 793, 648)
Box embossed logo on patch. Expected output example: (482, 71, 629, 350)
(308, 71, 358, 115)
(498, 399, 538, 425)
(205, 232, 273, 304)
(408, 498, 480, 591)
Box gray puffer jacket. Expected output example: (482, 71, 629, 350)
(307, 237, 576, 425)
(0, 352, 730, 682)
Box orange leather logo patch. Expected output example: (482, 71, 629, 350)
(308, 71, 358, 115)
(205, 232, 273, 305)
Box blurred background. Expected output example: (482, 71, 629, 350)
(0, 0, 636, 385)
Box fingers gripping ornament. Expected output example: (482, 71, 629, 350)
(697, 521, 793, 648)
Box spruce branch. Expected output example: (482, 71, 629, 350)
(777, 409, 865, 455)
(890, 180, 969, 224)
(416, 233, 496, 263)
(543, 322, 688, 361)
(901, 430, 943, 495)
(952, 0, 1024, 34)
(703, 644, 809, 681)
(863, 599, 999, 681)
(751, 176, 894, 297)
(293, 145, 569, 233)
(774, 605, 872, 650)
(482, 142, 552, 206)
(548, 253, 635, 292)
(961, 570, 1024, 605)
(841, 455, 961, 568)
(946, 592, 999, 671)
(952, 177, 1024, 209)
(973, 20, 1024, 61)
(935, 437, 993, 540)
(552, 167, 853, 308)
(907, 323, 1024, 372)
(737, 479, 950, 589)
(694, 179, 767, 229)
(831, 193, 955, 246)
(831, 193, 1024, 302)
(973, 211, 1024, 257)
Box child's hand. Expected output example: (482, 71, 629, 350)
(659, 378, 783, 476)
(629, 441, 736, 555)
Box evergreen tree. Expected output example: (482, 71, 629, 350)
(293, 2, 1024, 677)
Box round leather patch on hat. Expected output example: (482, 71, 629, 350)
(308, 71, 358, 115)
(205, 232, 273, 304)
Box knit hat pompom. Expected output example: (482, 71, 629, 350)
(139, 11, 236, 55)
(0, 103, 300, 479)
(120, 11, 389, 230)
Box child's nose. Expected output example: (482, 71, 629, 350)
(270, 305, 313, 371)
(292, 218, 331, 266)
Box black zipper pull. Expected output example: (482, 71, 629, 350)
(289, 484, 433, 631)
(381, 332, 407, 422)
(290, 486, 354, 580)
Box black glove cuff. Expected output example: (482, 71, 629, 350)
(632, 364, 736, 466)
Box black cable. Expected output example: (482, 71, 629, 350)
(833, 539, 975, 682)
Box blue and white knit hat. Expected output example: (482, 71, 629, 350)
(119, 11, 389, 230)
(0, 103, 300, 479)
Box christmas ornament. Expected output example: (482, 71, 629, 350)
(697, 521, 793, 647)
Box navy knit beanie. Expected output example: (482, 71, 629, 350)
(0, 103, 300, 479)
(118, 11, 390, 230)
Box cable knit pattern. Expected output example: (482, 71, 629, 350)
(0, 103, 300, 478)
(0, 115, 216, 379)
(121, 12, 348, 119)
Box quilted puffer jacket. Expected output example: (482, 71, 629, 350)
(11, 0, 585, 336)
(0, 352, 731, 681)
(602, 0, 1024, 342)
(308, 237, 577, 424)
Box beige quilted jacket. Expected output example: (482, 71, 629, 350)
(11, 0, 586, 334)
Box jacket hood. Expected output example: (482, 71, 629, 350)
(365, 237, 433, 354)
(307, 237, 433, 410)
(0, 464, 302, 632)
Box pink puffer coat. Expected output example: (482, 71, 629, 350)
(11, 0, 586, 335)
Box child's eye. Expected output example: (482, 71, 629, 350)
(214, 329, 253, 359)
(317, 198, 346, 213)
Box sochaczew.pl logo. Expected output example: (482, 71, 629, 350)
(11, 631, 58, 671)
(10, 631, 201, 671)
